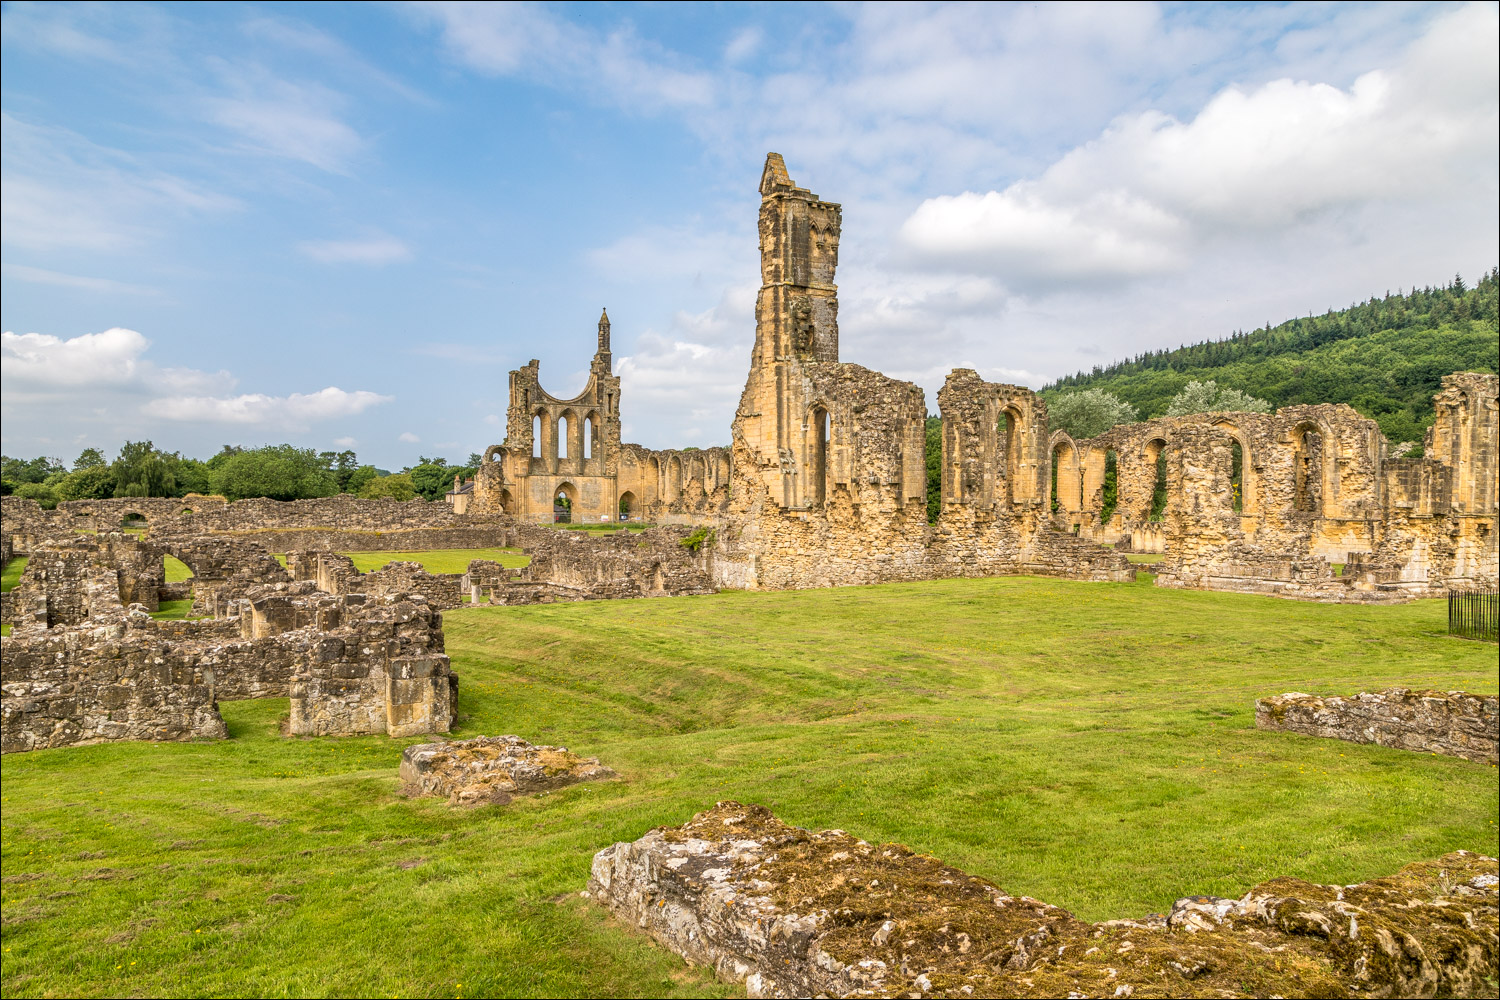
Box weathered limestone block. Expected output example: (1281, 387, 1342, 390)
(590, 802, 1499, 999)
(399, 734, 614, 804)
(1257, 689, 1498, 763)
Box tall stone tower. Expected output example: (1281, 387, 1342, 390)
(754, 153, 842, 366)
(734, 154, 855, 509)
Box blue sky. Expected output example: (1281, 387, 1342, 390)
(3, 1, 1496, 469)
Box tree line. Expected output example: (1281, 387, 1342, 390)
(1, 443, 480, 509)
(1042, 269, 1499, 446)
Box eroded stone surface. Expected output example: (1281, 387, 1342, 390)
(589, 801, 1499, 999)
(1257, 689, 1498, 764)
(399, 735, 614, 805)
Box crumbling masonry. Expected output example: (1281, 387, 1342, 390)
(461, 153, 1497, 597)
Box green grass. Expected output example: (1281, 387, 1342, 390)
(2, 556, 28, 593)
(149, 600, 199, 621)
(2, 577, 1496, 998)
(163, 557, 193, 584)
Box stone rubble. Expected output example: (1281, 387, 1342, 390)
(589, 801, 1499, 999)
(399, 734, 614, 805)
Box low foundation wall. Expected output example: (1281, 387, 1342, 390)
(589, 802, 1499, 999)
(1256, 689, 1498, 763)
(1, 594, 455, 752)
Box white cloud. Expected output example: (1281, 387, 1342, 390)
(333, 436, 358, 448)
(298, 233, 412, 265)
(897, 2, 1499, 291)
(614, 286, 756, 446)
(2, 327, 151, 386)
(399, 431, 421, 443)
(146, 387, 393, 426)
(0, 263, 160, 296)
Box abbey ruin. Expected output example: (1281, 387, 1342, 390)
(464, 153, 1499, 599)
(2, 153, 1496, 755)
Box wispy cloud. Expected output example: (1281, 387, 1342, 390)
(0, 113, 238, 251)
(412, 2, 716, 112)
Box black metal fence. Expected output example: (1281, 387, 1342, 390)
(1448, 589, 1498, 642)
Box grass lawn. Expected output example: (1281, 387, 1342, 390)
(1, 556, 27, 592)
(1, 577, 1496, 998)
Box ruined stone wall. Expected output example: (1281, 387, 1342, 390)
(590, 802, 1500, 999)
(1257, 689, 1498, 763)
(469, 311, 625, 524)
(286, 551, 465, 610)
(0, 593, 454, 752)
(466, 525, 716, 604)
(1, 611, 228, 753)
(1069, 374, 1498, 599)
(712, 157, 1132, 592)
(618, 444, 733, 524)
(2, 535, 156, 627)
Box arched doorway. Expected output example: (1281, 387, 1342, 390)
(553, 483, 575, 523)
(1144, 438, 1169, 521)
(618, 490, 637, 522)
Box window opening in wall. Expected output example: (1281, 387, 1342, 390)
(1149, 442, 1168, 521)
(1230, 439, 1244, 513)
(1101, 449, 1119, 524)
(532, 416, 542, 459)
(1002, 411, 1020, 498)
(1051, 449, 1060, 513)
(1295, 429, 1321, 512)
(583, 417, 593, 459)
(557, 416, 569, 459)
(812, 407, 829, 506)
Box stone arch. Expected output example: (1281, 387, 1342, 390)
(1211, 420, 1258, 514)
(532, 410, 546, 460)
(483, 444, 503, 463)
(1000, 406, 1024, 501)
(557, 410, 575, 460)
(1049, 430, 1082, 514)
(120, 510, 148, 530)
(1143, 437, 1169, 521)
(1287, 419, 1337, 516)
(497, 488, 515, 514)
(553, 482, 576, 523)
(649, 455, 663, 503)
(715, 452, 731, 485)
(618, 490, 637, 522)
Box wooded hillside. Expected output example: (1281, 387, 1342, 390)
(1042, 269, 1499, 445)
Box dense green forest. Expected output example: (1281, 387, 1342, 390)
(0, 443, 477, 509)
(1042, 270, 1499, 445)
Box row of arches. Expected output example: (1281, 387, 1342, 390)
(1050, 418, 1341, 525)
(530, 409, 603, 464)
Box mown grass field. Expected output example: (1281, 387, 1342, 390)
(2, 575, 1497, 998)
